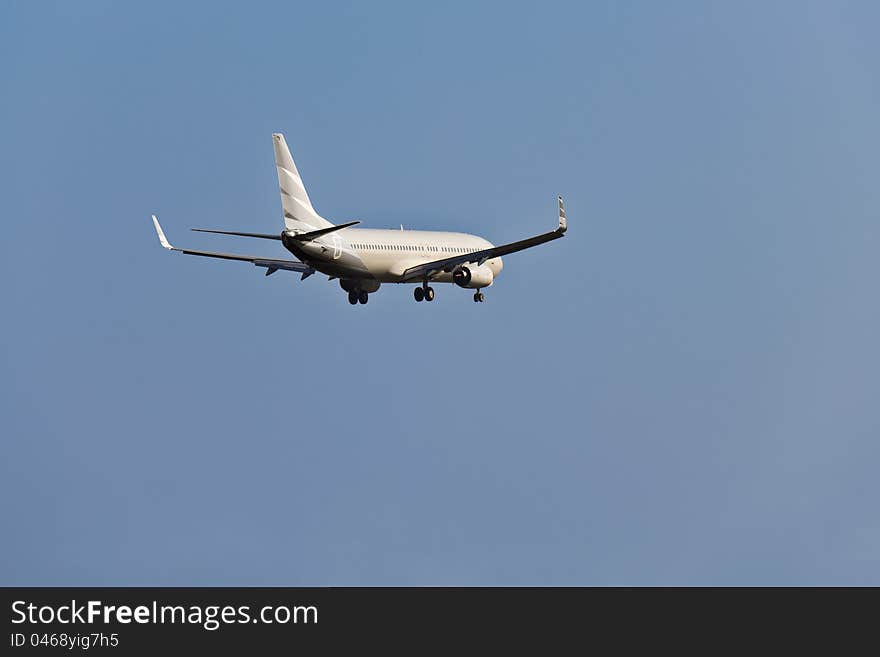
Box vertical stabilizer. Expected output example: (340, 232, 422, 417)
(272, 133, 332, 230)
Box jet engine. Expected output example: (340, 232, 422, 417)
(452, 265, 494, 289)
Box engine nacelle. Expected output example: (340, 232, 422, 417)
(452, 265, 494, 289)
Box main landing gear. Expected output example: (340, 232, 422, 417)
(473, 290, 485, 303)
(414, 285, 435, 302)
(348, 290, 369, 305)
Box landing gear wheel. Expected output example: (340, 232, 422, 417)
(348, 291, 358, 305)
(414, 287, 424, 302)
(358, 290, 369, 304)
(424, 286, 435, 302)
(474, 292, 484, 302)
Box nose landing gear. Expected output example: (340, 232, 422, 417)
(473, 290, 485, 302)
(348, 290, 369, 304)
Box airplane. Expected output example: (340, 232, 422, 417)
(151, 133, 568, 305)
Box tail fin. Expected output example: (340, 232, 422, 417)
(272, 133, 332, 230)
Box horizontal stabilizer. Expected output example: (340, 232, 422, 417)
(286, 220, 360, 241)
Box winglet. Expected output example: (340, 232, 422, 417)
(557, 196, 567, 233)
(152, 214, 174, 250)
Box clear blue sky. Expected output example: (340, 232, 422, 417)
(2, 1, 879, 585)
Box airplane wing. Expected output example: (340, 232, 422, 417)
(401, 196, 568, 283)
(152, 215, 316, 278)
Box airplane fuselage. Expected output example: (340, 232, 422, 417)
(283, 227, 504, 288)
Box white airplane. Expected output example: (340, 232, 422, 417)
(151, 133, 567, 305)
